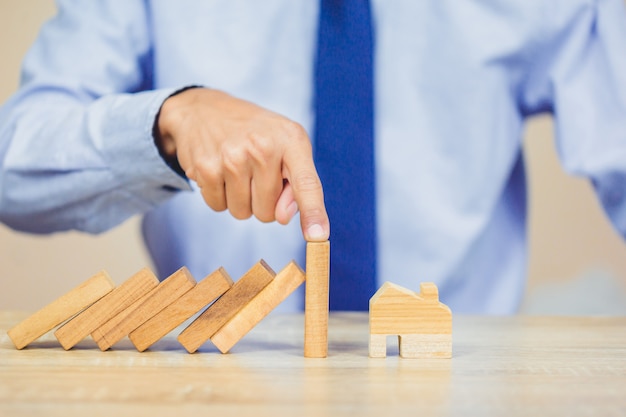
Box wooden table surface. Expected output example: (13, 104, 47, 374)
(1, 311, 625, 416)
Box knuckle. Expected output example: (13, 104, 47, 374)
(281, 121, 313, 158)
(286, 122, 313, 154)
(291, 172, 322, 193)
(300, 206, 327, 224)
(282, 120, 308, 143)
(195, 160, 222, 184)
(247, 133, 275, 162)
(222, 146, 248, 173)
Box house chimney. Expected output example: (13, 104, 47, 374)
(419, 282, 439, 302)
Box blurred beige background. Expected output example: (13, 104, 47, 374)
(1, 1, 625, 313)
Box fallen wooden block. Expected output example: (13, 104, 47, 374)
(211, 261, 305, 353)
(304, 241, 330, 358)
(91, 267, 195, 351)
(54, 268, 159, 350)
(7, 271, 115, 350)
(129, 267, 233, 352)
(178, 260, 275, 353)
(369, 282, 452, 359)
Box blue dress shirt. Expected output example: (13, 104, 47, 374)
(1, 0, 625, 313)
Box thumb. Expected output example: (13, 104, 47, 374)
(275, 179, 330, 241)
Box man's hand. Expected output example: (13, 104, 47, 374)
(156, 88, 329, 241)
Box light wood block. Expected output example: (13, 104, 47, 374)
(7, 271, 115, 350)
(211, 261, 305, 353)
(368, 334, 387, 358)
(129, 267, 233, 352)
(369, 282, 452, 358)
(178, 260, 275, 353)
(91, 267, 196, 351)
(54, 268, 159, 350)
(304, 241, 330, 358)
(397, 334, 452, 359)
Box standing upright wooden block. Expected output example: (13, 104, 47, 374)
(304, 241, 330, 358)
(54, 268, 159, 350)
(369, 282, 452, 359)
(178, 260, 275, 353)
(128, 267, 233, 352)
(91, 267, 196, 351)
(210, 261, 305, 353)
(7, 271, 115, 350)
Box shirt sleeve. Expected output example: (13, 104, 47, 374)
(0, 0, 191, 234)
(523, 0, 626, 237)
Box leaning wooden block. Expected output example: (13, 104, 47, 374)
(54, 268, 159, 350)
(178, 260, 275, 353)
(369, 282, 452, 359)
(91, 267, 196, 351)
(304, 241, 330, 358)
(211, 261, 305, 353)
(129, 267, 233, 352)
(7, 271, 115, 350)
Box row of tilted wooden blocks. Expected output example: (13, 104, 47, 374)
(7, 242, 330, 356)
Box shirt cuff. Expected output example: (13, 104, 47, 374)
(89, 88, 193, 208)
(152, 85, 204, 179)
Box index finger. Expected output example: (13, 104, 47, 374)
(281, 130, 329, 242)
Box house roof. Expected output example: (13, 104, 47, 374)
(370, 281, 441, 305)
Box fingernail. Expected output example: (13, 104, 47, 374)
(306, 224, 326, 241)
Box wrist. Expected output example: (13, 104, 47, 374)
(153, 85, 203, 177)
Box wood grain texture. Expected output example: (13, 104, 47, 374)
(129, 267, 233, 352)
(2, 314, 625, 416)
(7, 271, 114, 349)
(178, 260, 275, 353)
(304, 241, 330, 358)
(211, 261, 305, 353)
(397, 334, 452, 358)
(55, 269, 159, 350)
(368, 334, 387, 358)
(369, 282, 452, 358)
(91, 267, 195, 351)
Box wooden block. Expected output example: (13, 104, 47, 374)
(54, 268, 159, 350)
(398, 334, 452, 359)
(178, 260, 275, 353)
(129, 267, 233, 352)
(369, 282, 452, 358)
(368, 334, 387, 358)
(211, 261, 305, 353)
(304, 241, 330, 358)
(91, 267, 196, 351)
(7, 271, 115, 350)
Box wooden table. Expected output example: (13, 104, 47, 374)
(1, 312, 624, 416)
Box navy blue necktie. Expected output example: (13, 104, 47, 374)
(314, 0, 377, 311)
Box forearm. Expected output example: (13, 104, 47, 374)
(0, 88, 190, 234)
